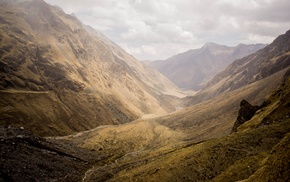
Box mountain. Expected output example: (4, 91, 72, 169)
(186, 29, 290, 106)
(0, 0, 182, 136)
(159, 29, 290, 139)
(147, 42, 266, 90)
(1, 0, 290, 181)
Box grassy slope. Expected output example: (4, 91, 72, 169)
(156, 68, 288, 142)
(97, 68, 290, 182)
(107, 120, 290, 182)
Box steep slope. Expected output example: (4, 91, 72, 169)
(83, 24, 184, 98)
(147, 43, 266, 90)
(157, 68, 287, 142)
(187, 29, 290, 105)
(0, 0, 182, 136)
(237, 68, 290, 132)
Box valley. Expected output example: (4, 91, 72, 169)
(49, 66, 290, 182)
(0, 0, 290, 181)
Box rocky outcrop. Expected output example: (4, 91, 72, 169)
(231, 100, 259, 132)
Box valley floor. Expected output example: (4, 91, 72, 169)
(46, 118, 290, 182)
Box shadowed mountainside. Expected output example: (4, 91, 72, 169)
(147, 43, 266, 90)
(0, 0, 183, 136)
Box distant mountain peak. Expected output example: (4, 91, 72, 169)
(147, 43, 266, 90)
(203, 42, 221, 47)
(201, 42, 226, 50)
(196, 29, 290, 103)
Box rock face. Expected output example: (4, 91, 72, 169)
(0, 0, 182, 136)
(231, 100, 259, 133)
(147, 43, 266, 90)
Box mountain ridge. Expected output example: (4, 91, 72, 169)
(147, 42, 266, 90)
(186, 29, 290, 106)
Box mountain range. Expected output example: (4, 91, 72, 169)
(147, 43, 266, 90)
(0, 0, 290, 181)
(185, 29, 290, 106)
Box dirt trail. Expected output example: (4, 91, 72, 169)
(0, 89, 50, 94)
(82, 166, 96, 182)
(51, 114, 165, 140)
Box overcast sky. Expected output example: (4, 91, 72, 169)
(44, 0, 290, 61)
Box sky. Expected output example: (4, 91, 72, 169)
(44, 0, 290, 61)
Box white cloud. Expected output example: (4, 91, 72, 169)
(120, 22, 163, 43)
(155, 23, 195, 43)
(245, 34, 275, 44)
(44, 0, 290, 60)
(142, 45, 157, 56)
(122, 45, 141, 55)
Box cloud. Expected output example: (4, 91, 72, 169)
(44, 0, 290, 60)
(155, 23, 195, 43)
(121, 45, 157, 60)
(120, 22, 163, 43)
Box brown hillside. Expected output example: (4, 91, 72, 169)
(0, 0, 183, 136)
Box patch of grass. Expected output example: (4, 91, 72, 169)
(242, 133, 290, 182)
(212, 152, 268, 182)
(104, 119, 290, 182)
